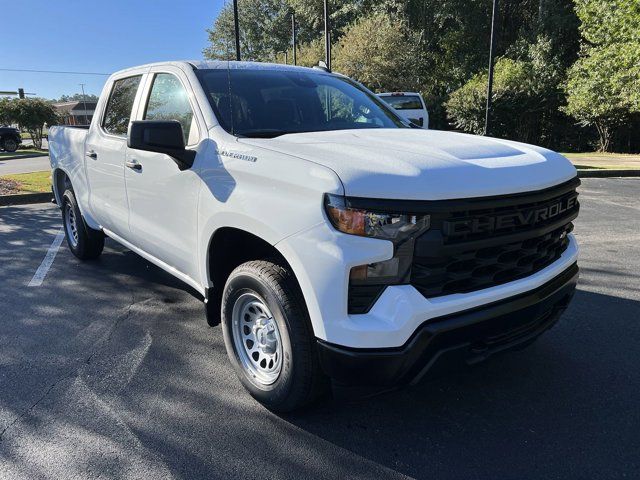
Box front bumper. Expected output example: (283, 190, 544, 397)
(316, 262, 578, 386)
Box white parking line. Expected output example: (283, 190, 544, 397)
(28, 228, 65, 287)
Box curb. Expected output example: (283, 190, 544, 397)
(577, 169, 640, 178)
(0, 192, 53, 207)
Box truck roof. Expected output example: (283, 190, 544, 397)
(111, 60, 322, 77)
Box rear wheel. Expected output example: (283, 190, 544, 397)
(2, 138, 18, 152)
(62, 189, 104, 260)
(221, 260, 326, 412)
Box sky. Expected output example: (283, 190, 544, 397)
(0, 0, 226, 100)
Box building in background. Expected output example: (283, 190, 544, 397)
(53, 101, 97, 126)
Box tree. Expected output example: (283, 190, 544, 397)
(446, 36, 566, 143)
(52, 93, 99, 103)
(564, 44, 639, 151)
(447, 58, 534, 136)
(564, 0, 640, 151)
(295, 38, 325, 67)
(0, 98, 13, 126)
(4, 99, 59, 149)
(286, 0, 377, 42)
(203, 0, 292, 61)
(332, 12, 423, 92)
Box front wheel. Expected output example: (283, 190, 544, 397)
(221, 260, 326, 412)
(61, 189, 105, 260)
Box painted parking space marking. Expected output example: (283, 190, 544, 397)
(28, 228, 65, 287)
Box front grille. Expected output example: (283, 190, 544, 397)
(411, 178, 579, 299)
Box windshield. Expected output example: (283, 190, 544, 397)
(380, 95, 424, 110)
(196, 68, 409, 138)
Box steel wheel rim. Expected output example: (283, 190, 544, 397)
(64, 203, 79, 248)
(231, 293, 283, 386)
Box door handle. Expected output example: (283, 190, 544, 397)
(85, 150, 97, 159)
(125, 159, 142, 171)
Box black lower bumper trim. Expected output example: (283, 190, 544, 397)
(317, 263, 579, 386)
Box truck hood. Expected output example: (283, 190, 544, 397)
(240, 129, 577, 200)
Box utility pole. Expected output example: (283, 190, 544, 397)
(323, 0, 331, 70)
(79, 83, 89, 125)
(233, 0, 241, 61)
(291, 12, 297, 66)
(484, 0, 499, 136)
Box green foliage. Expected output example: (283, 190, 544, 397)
(564, 0, 640, 151)
(0, 98, 13, 125)
(203, 0, 292, 61)
(447, 58, 531, 135)
(332, 12, 423, 92)
(295, 38, 325, 67)
(574, 0, 640, 45)
(564, 44, 640, 151)
(51, 93, 100, 103)
(201, 0, 640, 151)
(286, 0, 376, 41)
(447, 36, 567, 142)
(0, 98, 58, 149)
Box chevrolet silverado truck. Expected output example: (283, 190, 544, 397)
(49, 61, 580, 411)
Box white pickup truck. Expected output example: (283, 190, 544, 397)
(49, 60, 580, 411)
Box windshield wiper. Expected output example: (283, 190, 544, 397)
(238, 129, 305, 139)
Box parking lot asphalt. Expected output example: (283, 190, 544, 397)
(0, 178, 639, 479)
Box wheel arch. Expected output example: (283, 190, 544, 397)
(203, 226, 313, 331)
(51, 167, 101, 230)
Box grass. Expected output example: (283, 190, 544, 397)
(0, 148, 48, 158)
(562, 152, 640, 170)
(0, 171, 51, 194)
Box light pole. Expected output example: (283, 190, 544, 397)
(233, 0, 241, 61)
(291, 12, 297, 66)
(79, 83, 88, 125)
(484, 0, 499, 136)
(323, 0, 331, 70)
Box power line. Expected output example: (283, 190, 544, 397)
(0, 68, 111, 76)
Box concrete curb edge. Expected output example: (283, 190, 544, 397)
(0, 192, 54, 207)
(577, 169, 640, 178)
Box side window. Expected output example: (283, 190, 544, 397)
(102, 76, 142, 136)
(144, 73, 198, 145)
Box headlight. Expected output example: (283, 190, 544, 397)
(324, 193, 431, 314)
(324, 194, 429, 241)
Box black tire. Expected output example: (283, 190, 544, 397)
(2, 138, 19, 153)
(221, 260, 326, 412)
(61, 189, 104, 260)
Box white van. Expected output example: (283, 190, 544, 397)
(378, 92, 429, 129)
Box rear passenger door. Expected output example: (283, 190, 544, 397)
(86, 74, 144, 238)
(124, 67, 205, 282)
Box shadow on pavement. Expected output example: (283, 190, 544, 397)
(1, 204, 639, 479)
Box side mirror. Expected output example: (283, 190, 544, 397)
(128, 120, 196, 170)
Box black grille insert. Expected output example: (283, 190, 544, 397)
(411, 179, 579, 299)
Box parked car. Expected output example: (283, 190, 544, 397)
(49, 61, 580, 411)
(378, 92, 429, 128)
(0, 127, 22, 152)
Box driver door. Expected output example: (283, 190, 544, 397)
(124, 67, 205, 283)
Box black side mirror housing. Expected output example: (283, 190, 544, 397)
(128, 120, 196, 170)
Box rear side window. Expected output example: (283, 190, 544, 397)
(381, 95, 423, 110)
(144, 73, 198, 145)
(102, 76, 142, 136)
